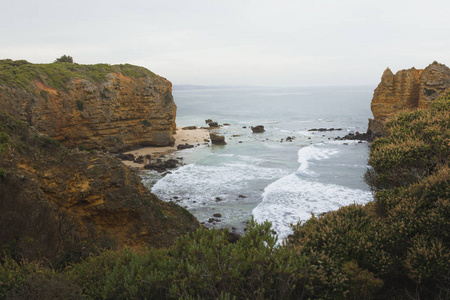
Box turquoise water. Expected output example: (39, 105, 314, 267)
(142, 86, 375, 241)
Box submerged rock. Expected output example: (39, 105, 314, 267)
(177, 143, 195, 150)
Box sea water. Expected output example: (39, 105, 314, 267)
(143, 86, 375, 241)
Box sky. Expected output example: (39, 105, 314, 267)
(2, 0, 450, 86)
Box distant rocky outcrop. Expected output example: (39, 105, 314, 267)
(368, 61, 450, 139)
(0, 60, 177, 152)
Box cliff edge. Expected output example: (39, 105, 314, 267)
(368, 61, 450, 139)
(0, 113, 199, 262)
(0, 59, 176, 152)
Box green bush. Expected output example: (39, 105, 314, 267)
(366, 94, 450, 190)
(68, 219, 310, 299)
(0, 257, 43, 299)
(54, 55, 74, 63)
(0, 132, 11, 155)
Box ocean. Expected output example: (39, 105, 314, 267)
(142, 86, 375, 242)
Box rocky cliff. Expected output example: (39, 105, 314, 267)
(368, 61, 450, 139)
(0, 59, 176, 152)
(0, 113, 199, 262)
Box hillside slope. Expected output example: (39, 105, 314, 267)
(0, 113, 199, 264)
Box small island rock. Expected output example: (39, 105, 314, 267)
(251, 125, 265, 133)
(210, 133, 227, 145)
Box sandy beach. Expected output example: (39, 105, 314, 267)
(122, 127, 210, 169)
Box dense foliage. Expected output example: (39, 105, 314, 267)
(0, 94, 448, 299)
(290, 94, 450, 298)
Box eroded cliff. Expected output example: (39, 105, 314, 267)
(0, 113, 199, 261)
(368, 61, 450, 139)
(0, 59, 176, 152)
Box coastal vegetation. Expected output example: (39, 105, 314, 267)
(0, 90, 448, 298)
(0, 59, 156, 93)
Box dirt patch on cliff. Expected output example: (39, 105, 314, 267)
(33, 80, 58, 95)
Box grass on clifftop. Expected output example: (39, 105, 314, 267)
(0, 59, 156, 93)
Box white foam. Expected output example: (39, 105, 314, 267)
(151, 162, 288, 209)
(253, 141, 372, 242)
(297, 144, 339, 176)
(252, 173, 373, 242)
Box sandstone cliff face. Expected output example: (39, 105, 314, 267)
(0, 113, 199, 256)
(368, 61, 450, 139)
(0, 60, 176, 152)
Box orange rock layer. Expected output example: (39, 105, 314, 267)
(0, 66, 176, 152)
(368, 61, 450, 139)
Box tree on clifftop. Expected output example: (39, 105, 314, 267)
(54, 55, 74, 63)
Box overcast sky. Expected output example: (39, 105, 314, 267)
(2, 0, 450, 86)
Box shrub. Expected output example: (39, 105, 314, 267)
(0, 257, 43, 299)
(366, 94, 449, 190)
(76, 99, 84, 111)
(5, 272, 83, 300)
(54, 55, 74, 63)
(141, 119, 151, 127)
(0, 132, 11, 155)
(70, 219, 311, 299)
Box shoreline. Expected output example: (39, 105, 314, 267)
(121, 127, 210, 169)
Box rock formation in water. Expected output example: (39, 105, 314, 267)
(368, 61, 450, 139)
(0, 59, 176, 152)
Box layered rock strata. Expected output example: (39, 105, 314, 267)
(0, 113, 199, 251)
(368, 61, 450, 139)
(0, 60, 176, 152)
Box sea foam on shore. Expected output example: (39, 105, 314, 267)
(253, 141, 373, 241)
